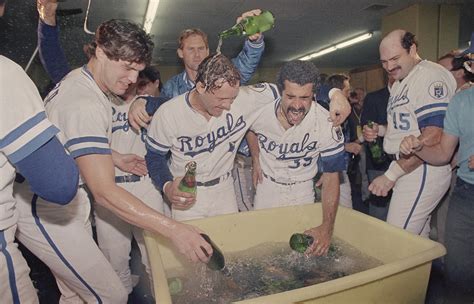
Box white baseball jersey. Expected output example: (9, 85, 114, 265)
(45, 66, 112, 162)
(1, 55, 59, 304)
(111, 97, 147, 174)
(14, 66, 128, 303)
(384, 60, 456, 154)
(251, 99, 346, 209)
(146, 83, 279, 182)
(251, 100, 345, 183)
(383, 60, 455, 238)
(251, 100, 346, 184)
(0, 56, 59, 230)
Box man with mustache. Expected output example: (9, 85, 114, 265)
(363, 29, 456, 237)
(249, 60, 346, 255)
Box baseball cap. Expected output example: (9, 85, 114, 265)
(458, 32, 474, 57)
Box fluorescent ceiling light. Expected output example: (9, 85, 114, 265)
(300, 32, 373, 61)
(143, 0, 160, 34)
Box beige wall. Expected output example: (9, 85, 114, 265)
(381, 4, 460, 61)
(350, 67, 386, 93)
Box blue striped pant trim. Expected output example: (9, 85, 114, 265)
(403, 163, 427, 232)
(31, 195, 103, 303)
(0, 230, 21, 304)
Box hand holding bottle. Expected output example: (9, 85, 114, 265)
(236, 9, 263, 41)
(168, 223, 212, 263)
(363, 123, 379, 142)
(219, 9, 274, 40)
(163, 178, 196, 210)
(304, 224, 333, 256)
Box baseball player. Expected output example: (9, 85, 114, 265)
(35, 1, 170, 295)
(363, 30, 456, 237)
(249, 61, 346, 256)
(14, 19, 212, 303)
(250, 61, 346, 208)
(1, 55, 78, 304)
(145, 54, 278, 221)
(399, 36, 474, 299)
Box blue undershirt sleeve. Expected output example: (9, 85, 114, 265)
(145, 149, 173, 191)
(38, 20, 71, 84)
(143, 95, 170, 116)
(15, 137, 79, 205)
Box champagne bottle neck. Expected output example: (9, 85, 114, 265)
(219, 23, 244, 38)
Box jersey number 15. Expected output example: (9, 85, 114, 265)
(392, 112, 410, 130)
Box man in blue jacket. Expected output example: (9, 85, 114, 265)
(161, 10, 265, 99)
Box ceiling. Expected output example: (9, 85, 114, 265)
(0, 0, 473, 74)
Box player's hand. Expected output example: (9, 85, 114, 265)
(164, 178, 196, 210)
(304, 224, 333, 256)
(37, 0, 58, 26)
(251, 157, 263, 187)
(237, 9, 263, 42)
(169, 223, 212, 263)
(468, 155, 474, 170)
(112, 152, 148, 176)
(399, 135, 423, 156)
(363, 124, 378, 142)
(128, 98, 151, 130)
(345, 142, 362, 155)
(368, 175, 395, 197)
(329, 90, 351, 127)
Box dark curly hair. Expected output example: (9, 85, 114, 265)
(195, 54, 241, 93)
(401, 31, 418, 52)
(83, 19, 154, 65)
(276, 60, 320, 94)
(139, 65, 163, 91)
(438, 52, 474, 82)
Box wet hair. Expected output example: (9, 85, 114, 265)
(83, 19, 154, 65)
(327, 74, 349, 90)
(138, 65, 163, 91)
(438, 52, 474, 82)
(276, 60, 320, 93)
(178, 28, 209, 49)
(401, 31, 418, 52)
(195, 53, 241, 93)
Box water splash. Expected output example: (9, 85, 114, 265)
(170, 238, 382, 303)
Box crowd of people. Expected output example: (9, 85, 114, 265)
(1, 0, 473, 303)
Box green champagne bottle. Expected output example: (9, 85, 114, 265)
(178, 161, 197, 194)
(200, 233, 226, 272)
(219, 10, 275, 39)
(167, 277, 183, 296)
(366, 121, 386, 165)
(289, 233, 314, 253)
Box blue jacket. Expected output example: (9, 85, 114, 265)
(161, 37, 265, 98)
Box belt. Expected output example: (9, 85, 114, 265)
(115, 174, 142, 183)
(387, 153, 399, 161)
(263, 172, 305, 186)
(196, 172, 231, 187)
